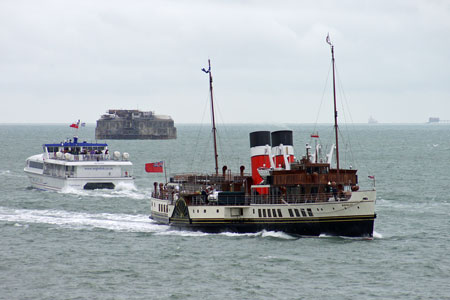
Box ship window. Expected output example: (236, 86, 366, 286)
(277, 209, 282, 217)
(253, 209, 255, 214)
(294, 209, 300, 217)
(301, 209, 307, 217)
(217, 209, 219, 213)
(204, 209, 206, 213)
(307, 208, 313, 216)
(272, 209, 277, 218)
(288, 209, 294, 217)
(267, 209, 272, 217)
(29, 161, 44, 170)
(263, 209, 267, 218)
(258, 209, 262, 217)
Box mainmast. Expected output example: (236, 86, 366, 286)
(202, 59, 219, 176)
(326, 34, 340, 176)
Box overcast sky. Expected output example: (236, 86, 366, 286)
(1, 0, 449, 124)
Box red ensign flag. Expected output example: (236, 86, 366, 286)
(145, 161, 164, 173)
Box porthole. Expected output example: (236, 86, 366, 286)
(217, 209, 219, 213)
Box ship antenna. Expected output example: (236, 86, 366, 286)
(326, 34, 340, 177)
(202, 59, 219, 176)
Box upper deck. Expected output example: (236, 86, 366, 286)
(40, 137, 131, 164)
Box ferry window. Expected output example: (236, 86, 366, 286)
(263, 209, 267, 218)
(288, 209, 294, 217)
(258, 209, 262, 217)
(267, 209, 272, 217)
(277, 209, 282, 217)
(29, 161, 44, 169)
(301, 209, 307, 217)
(204, 209, 206, 213)
(294, 209, 300, 217)
(253, 209, 255, 214)
(307, 208, 313, 217)
(272, 209, 277, 218)
(217, 209, 219, 213)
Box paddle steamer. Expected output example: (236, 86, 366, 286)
(150, 37, 376, 237)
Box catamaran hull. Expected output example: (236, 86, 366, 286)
(25, 171, 134, 191)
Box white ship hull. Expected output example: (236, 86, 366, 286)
(25, 151, 134, 191)
(25, 170, 134, 191)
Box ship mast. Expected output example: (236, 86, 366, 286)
(326, 34, 340, 176)
(203, 59, 219, 176)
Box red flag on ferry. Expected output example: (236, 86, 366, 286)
(368, 175, 375, 179)
(70, 123, 79, 129)
(145, 161, 164, 173)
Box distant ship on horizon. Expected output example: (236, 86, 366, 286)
(368, 116, 378, 124)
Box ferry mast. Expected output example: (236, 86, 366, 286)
(327, 34, 340, 176)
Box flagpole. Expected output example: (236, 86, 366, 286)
(164, 161, 168, 184)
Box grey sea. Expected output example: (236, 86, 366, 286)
(1, 123, 449, 300)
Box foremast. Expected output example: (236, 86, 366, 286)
(202, 59, 219, 176)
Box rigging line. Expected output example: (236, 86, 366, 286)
(189, 94, 210, 172)
(212, 91, 241, 169)
(335, 64, 357, 168)
(335, 65, 368, 172)
(313, 61, 333, 134)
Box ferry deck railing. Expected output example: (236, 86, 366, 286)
(48, 153, 127, 162)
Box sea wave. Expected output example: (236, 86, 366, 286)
(59, 184, 150, 200)
(0, 206, 164, 233)
(0, 169, 27, 178)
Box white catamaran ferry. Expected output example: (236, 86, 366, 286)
(24, 136, 134, 191)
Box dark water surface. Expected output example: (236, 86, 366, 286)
(1, 124, 449, 299)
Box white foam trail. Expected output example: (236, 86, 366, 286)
(59, 185, 149, 200)
(373, 231, 383, 239)
(259, 230, 297, 239)
(0, 206, 165, 233)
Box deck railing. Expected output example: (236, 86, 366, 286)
(48, 153, 127, 162)
(153, 191, 352, 206)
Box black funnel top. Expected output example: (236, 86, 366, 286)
(250, 131, 271, 148)
(271, 130, 293, 146)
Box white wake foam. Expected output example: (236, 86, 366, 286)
(373, 231, 383, 239)
(0, 206, 165, 233)
(59, 184, 149, 200)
